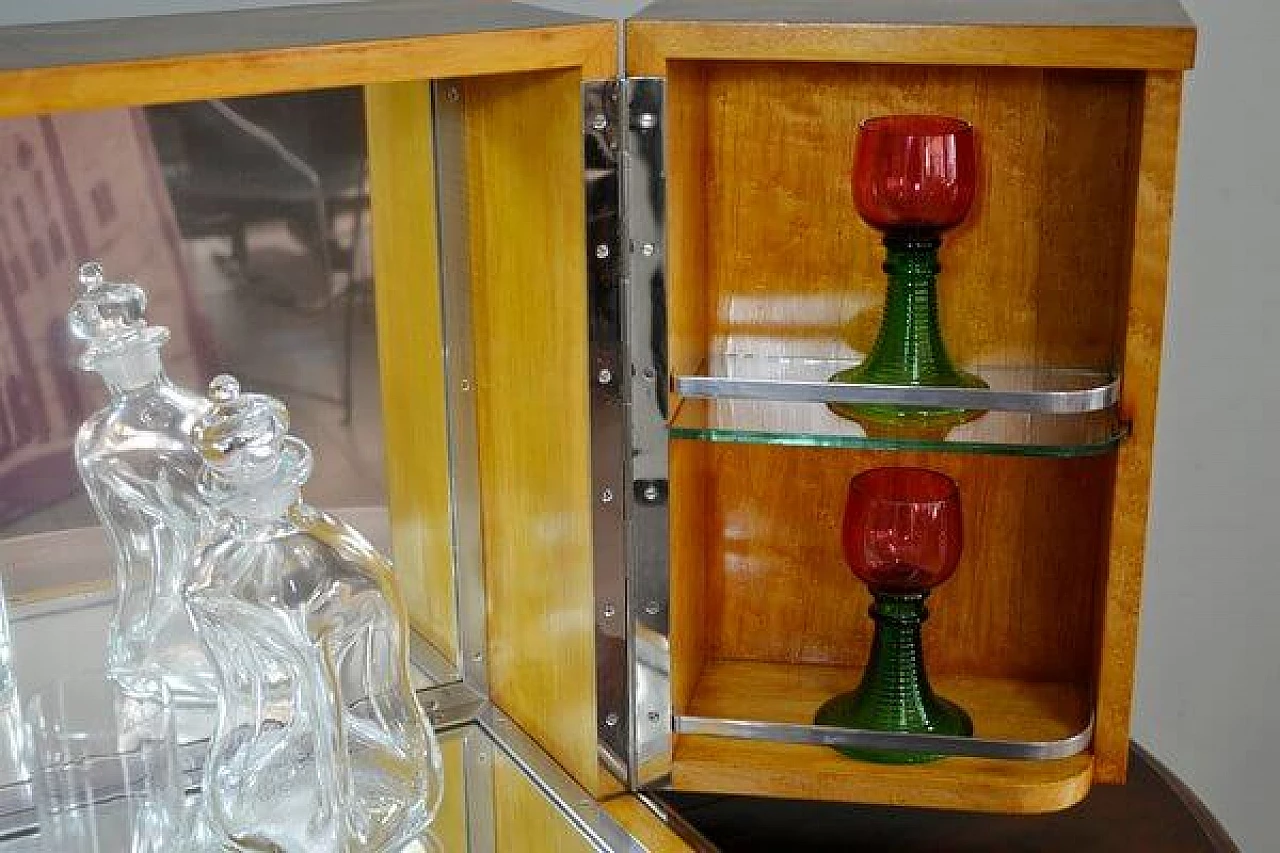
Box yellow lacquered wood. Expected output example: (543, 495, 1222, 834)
(0, 23, 617, 119)
(604, 797, 697, 853)
(675, 660, 1094, 814)
(1094, 70, 1186, 784)
(464, 70, 599, 794)
(365, 82, 459, 664)
(493, 749, 598, 853)
(429, 734, 468, 852)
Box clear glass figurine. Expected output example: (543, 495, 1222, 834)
(187, 375, 441, 852)
(69, 261, 219, 707)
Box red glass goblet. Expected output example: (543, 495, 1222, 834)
(830, 116, 987, 426)
(814, 467, 973, 763)
(853, 115, 976, 232)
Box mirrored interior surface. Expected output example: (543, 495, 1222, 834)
(0, 87, 463, 685)
(0, 87, 384, 541)
(0, 555, 478, 842)
(0, 716, 596, 852)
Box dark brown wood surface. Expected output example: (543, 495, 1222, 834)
(661, 744, 1238, 852)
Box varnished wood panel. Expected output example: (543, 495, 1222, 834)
(691, 444, 1113, 682)
(431, 734, 469, 853)
(0, 22, 616, 119)
(628, 20, 1195, 77)
(666, 62, 711, 383)
(493, 749, 597, 853)
(669, 440, 711, 717)
(366, 82, 458, 663)
(1093, 71, 1185, 784)
(604, 797, 697, 853)
(698, 63, 1141, 371)
(465, 70, 599, 794)
(676, 659, 1093, 813)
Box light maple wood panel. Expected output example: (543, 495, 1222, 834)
(365, 81, 458, 663)
(669, 440, 711, 717)
(696, 63, 1141, 371)
(464, 70, 599, 794)
(604, 797, 696, 853)
(0, 22, 616, 119)
(1093, 71, 1185, 784)
(627, 19, 1195, 77)
(687, 444, 1113, 682)
(675, 659, 1093, 813)
(665, 62, 711, 383)
(493, 749, 598, 853)
(431, 734, 469, 853)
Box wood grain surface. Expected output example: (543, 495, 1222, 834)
(464, 69, 600, 794)
(431, 732, 469, 853)
(0, 22, 616, 119)
(493, 747, 598, 853)
(677, 444, 1114, 681)
(366, 81, 459, 664)
(676, 659, 1094, 813)
(693, 62, 1141, 371)
(604, 796, 698, 853)
(1093, 70, 1185, 784)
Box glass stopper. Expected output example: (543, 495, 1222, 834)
(193, 374, 293, 479)
(67, 260, 168, 369)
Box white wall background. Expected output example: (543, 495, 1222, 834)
(0, 0, 1273, 848)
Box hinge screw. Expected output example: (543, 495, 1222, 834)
(605, 712, 620, 727)
(595, 244, 611, 260)
(640, 242, 657, 257)
(602, 604, 616, 619)
(600, 488, 615, 504)
(597, 368, 613, 385)
(642, 483, 660, 503)
(591, 114, 608, 132)
(647, 710, 661, 724)
(445, 87, 461, 103)
(636, 113, 658, 130)
(644, 601, 660, 616)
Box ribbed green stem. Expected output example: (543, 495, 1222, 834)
(814, 592, 972, 764)
(830, 232, 986, 427)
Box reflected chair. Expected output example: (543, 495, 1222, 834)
(146, 89, 370, 423)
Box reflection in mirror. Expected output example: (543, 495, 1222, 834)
(0, 88, 461, 811)
(0, 87, 385, 547)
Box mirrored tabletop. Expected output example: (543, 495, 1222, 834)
(0, 528, 643, 853)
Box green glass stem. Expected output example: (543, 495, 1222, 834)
(830, 232, 987, 427)
(814, 592, 972, 764)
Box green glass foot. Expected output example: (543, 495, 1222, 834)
(815, 592, 973, 764)
(828, 366, 988, 430)
(814, 686, 973, 764)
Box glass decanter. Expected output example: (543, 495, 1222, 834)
(186, 375, 442, 852)
(69, 261, 220, 708)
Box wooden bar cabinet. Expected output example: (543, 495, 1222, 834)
(0, 0, 1197, 846)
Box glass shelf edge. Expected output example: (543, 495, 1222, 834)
(676, 356, 1119, 415)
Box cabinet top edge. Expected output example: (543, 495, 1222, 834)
(633, 0, 1194, 30)
(0, 0, 604, 75)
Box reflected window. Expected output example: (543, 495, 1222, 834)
(0, 88, 387, 559)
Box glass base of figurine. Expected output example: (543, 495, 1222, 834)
(813, 689, 974, 765)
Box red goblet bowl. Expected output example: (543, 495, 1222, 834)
(842, 467, 963, 594)
(852, 115, 977, 232)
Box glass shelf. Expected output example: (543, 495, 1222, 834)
(677, 354, 1119, 414)
(671, 395, 1127, 458)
